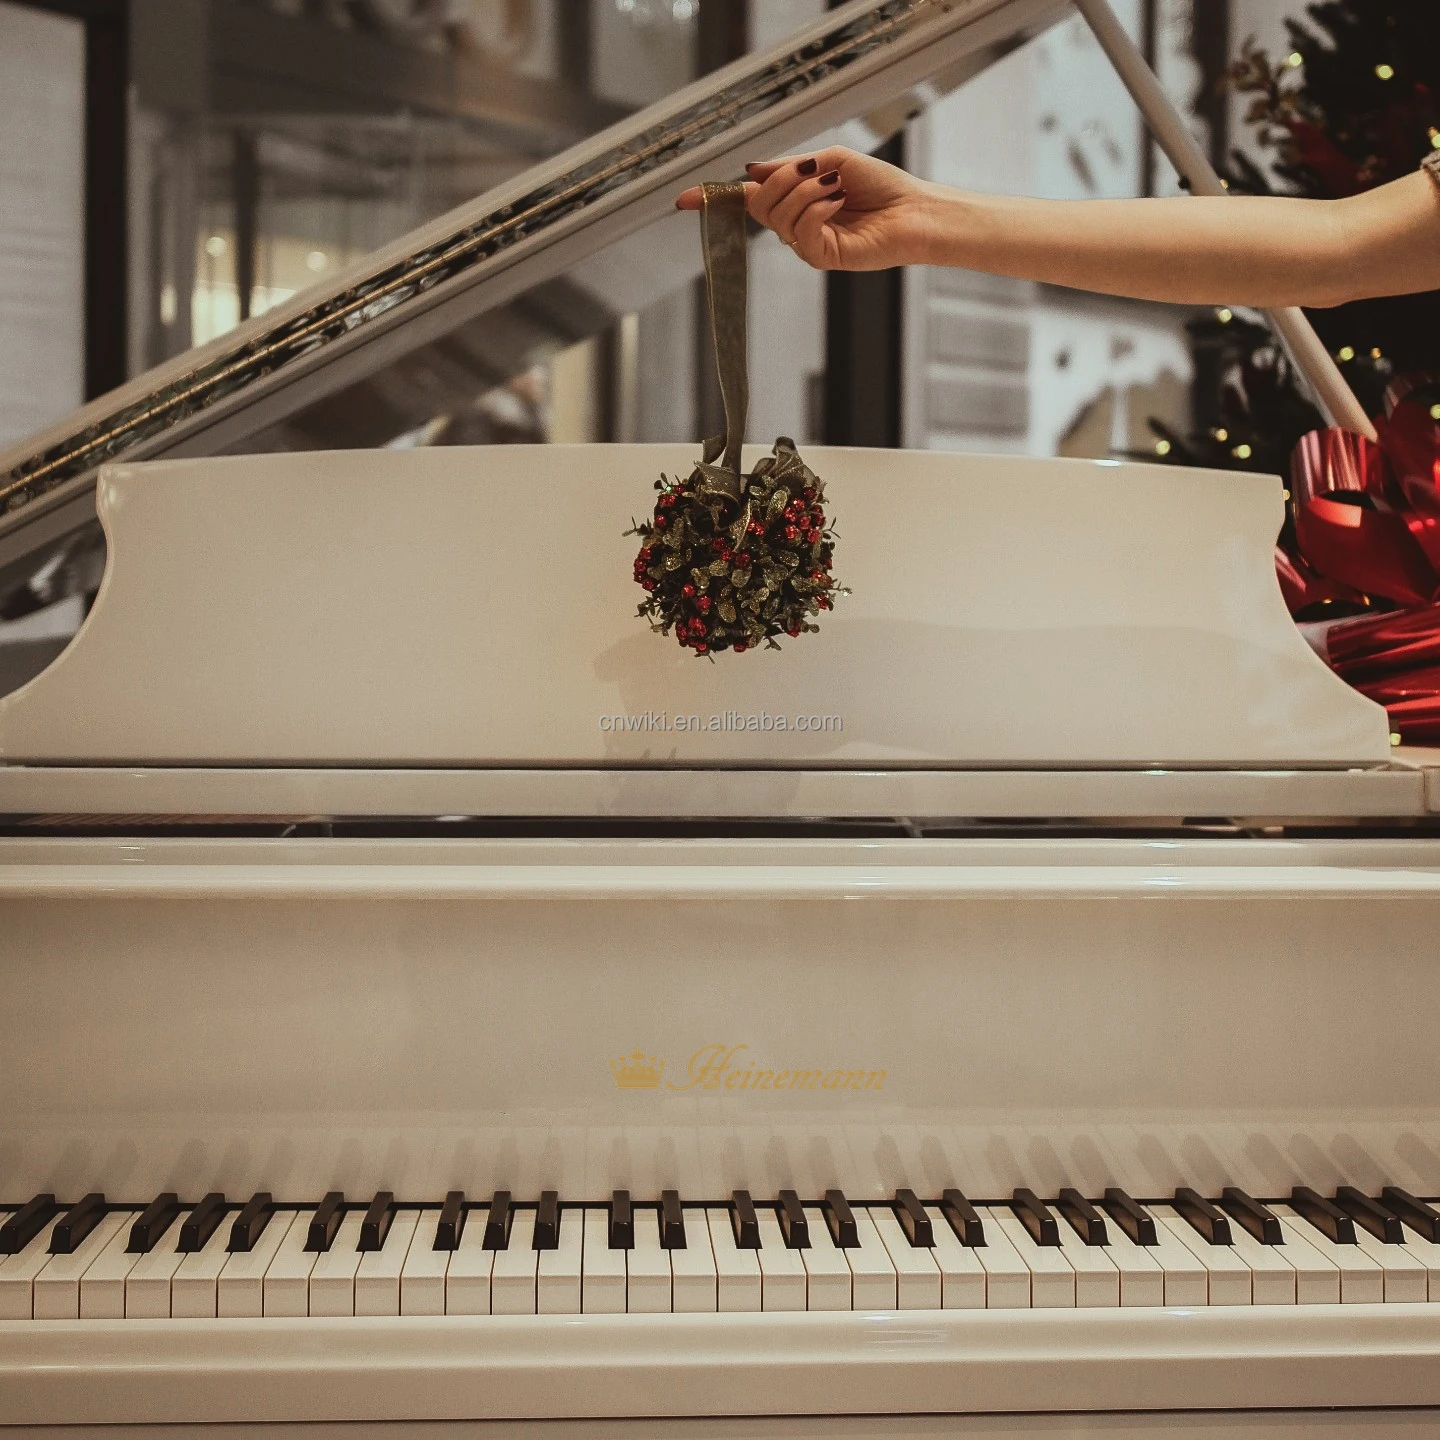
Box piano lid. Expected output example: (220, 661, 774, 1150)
(0, 0, 1066, 591)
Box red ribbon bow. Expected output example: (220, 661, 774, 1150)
(1282, 374, 1440, 741)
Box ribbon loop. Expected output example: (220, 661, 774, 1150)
(700, 181, 749, 494)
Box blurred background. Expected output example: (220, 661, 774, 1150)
(0, 0, 1390, 687)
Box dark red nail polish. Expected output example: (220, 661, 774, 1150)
(796, 157, 819, 176)
(831, 189, 847, 201)
(819, 170, 840, 186)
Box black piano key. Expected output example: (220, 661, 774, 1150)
(1220, 1187, 1283, 1246)
(1102, 1189, 1157, 1247)
(940, 1188, 986, 1248)
(1290, 1186, 1357, 1245)
(1382, 1186, 1440, 1243)
(1174, 1188, 1232, 1246)
(0, 1194, 58, 1255)
(609, 1190, 634, 1250)
(1011, 1189, 1060, 1247)
(659, 1190, 686, 1250)
(1057, 1189, 1109, 1247)
(129, 1193, 182, 1254)
(50, 1193, 106, 1255)
(894, 1189, 933, 1248)
(179, 1193, 227, 1253)
(730, 1190, 761, 1250)
(307, 1192, 345, 1253)
(1334, 1187, 1404, 1245)
(822, 1190, 859, 1249)
(359, 1191, 395, 1253)
(483, 1191, 513, 1251)
(533, 1191, 560, 1251)
(434, 1191, 466, 1252)
(777, 1190, 810, 1249)
(227, 1193, 274, 1254)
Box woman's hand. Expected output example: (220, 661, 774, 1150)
(676, 147, 936, 271)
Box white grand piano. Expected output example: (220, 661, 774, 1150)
(2, 1, 1440, 1435)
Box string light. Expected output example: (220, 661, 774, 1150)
(1376, 63, 1395, 81)
(1154, 439, 1172, 456)
(1216, 308, 1233, 323)
(1338, 346, 1356, 362)
(1431, 404, 1440, 421)
(1431, 128, 1440, 150)
(1233, 444, 1253, 460)
(1213, 428, 1229, 443)
(1371, 347, 1383, 360)
(1287, 52, 1304, 68)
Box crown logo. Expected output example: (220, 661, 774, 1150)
(611, 1048, 666, 1089)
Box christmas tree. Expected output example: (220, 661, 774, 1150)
(1151, 2, 1440, 472)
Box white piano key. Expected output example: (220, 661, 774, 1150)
(355, 1208, 421, 1317)
(125, 1216, 187, 1319)
(444, 1214, 494, 1316)
(491, 1209, 538, 1315)
(705, 1207, 761, 1314)
(79, 1215, 143, 1319)
(34, 1211, 129, 1321)
(669, 1208, 718, 1314)
(869, 1205, 939, 1310)
(969, 1211, 1030, 1309)
(923, 1206, 986, 1309)
(1350, 1223, 1428, 1303)
(264, 1208, 320, 1318)
(1135, 1207, 1208, 1307)
(1053, 1217, 1119, 1308)
(1226, 1221, 1297, 1306)
(1154, 1208, 1251, 1306)
(536, 1206, 583, 1316)
(753, 1210, 806, 1313)
(626, 1206, 672, 1314)
(308, 1211, 366, 1319)
(798, 1207, 852, 1312)
(846, 1208, 899, 1310)
(1275, 1205, 1383, 1304)
(1271, 1212, 1341, 1305)
(986, 1209, 1074, 1309)
(0, 1216, 63, 1320)
(171, 1212, 235, 1319)
(399, 1211, 451, 1317)
(1095, 1221, 1163, 1308)
(217, 1211, 298, 1319)
(580, 1208, 626, 1315)
(1395, 1221, 1440, 1300)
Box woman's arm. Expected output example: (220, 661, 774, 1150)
(675, 147, 1440, 309)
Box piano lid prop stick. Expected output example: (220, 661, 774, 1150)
(1071, 0, 1376, 442)
(628, 182, 844, 656)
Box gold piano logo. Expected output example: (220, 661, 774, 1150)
(611, 1043, 887, 1094)
(610, 1049, 667, 1089)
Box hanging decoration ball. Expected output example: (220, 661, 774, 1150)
(627, 436, 844, 655)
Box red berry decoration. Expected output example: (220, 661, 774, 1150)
(626, 436, 845, 656)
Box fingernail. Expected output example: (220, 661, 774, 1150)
(831, 189, 847, 201)
(796, 157, 819, 176)
(819, 170, 840, 186)
(744, 162, 763, 176)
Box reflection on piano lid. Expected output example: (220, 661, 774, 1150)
(0, 0, 1068, 591)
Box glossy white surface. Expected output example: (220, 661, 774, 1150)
(4, 1307, 1440, 1424)
(0, 445, 1390, 767)
(4, 833, 1440, 1200)
(0, 761, 1430, 819)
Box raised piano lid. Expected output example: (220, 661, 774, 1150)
(0, 443, 1392, 769)
(0, 0, 1066, 591)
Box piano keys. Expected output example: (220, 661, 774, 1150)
(3, 1186, 1440, 1321)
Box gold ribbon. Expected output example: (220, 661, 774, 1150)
(698, 181, 749, 503)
